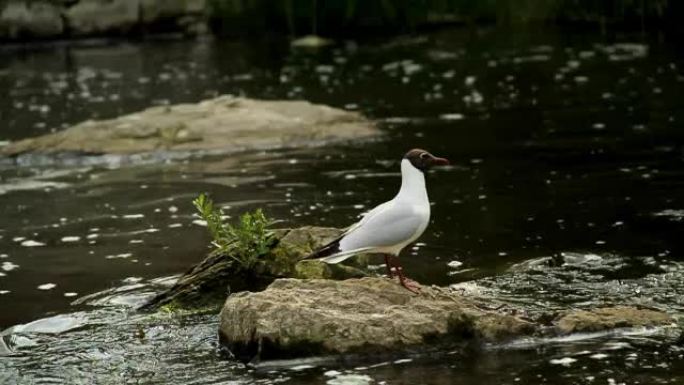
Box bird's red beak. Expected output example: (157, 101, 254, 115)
(430, 156, 450, 166)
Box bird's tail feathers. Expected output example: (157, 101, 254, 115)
(305, 235, 372, 264)
(305, 236, 343, 260)
(318, 248, 372, 264)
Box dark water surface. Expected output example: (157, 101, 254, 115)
(1, 27, 684, 384)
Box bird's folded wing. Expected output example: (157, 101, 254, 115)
(339, 202, 424, 251)
(340, 201, 391, 236)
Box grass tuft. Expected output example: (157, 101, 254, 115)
(193, 193, 275, 271)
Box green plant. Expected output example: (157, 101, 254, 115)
(193, 193, 275, 271)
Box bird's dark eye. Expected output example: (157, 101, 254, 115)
(420, 152, 429, 160)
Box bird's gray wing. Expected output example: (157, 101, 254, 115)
(339, 202, 424, 252)
(341, 201, 392, 236)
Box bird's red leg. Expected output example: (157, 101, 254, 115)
(384, 254, 394, 278)
(389, 256, 420, 294)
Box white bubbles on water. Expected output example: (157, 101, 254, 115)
(326, 374, 373, 385)
(549, 357, 577, 366)
(21, 240, 45, 247)
(463, 90, 483, 105)
(439, 113, 464, 121)
(1, 262, 19, 271)
(105, 253, 133, 260)
(289, 364, 315, 371)
(393, 358, 413, 364)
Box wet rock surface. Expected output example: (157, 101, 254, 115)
(2, 96, 378, 157)
(554, 306, 673, 334)
(141, 226, 368, 310)
(218, 277, 537, 362)
(217, 278, 673, 362)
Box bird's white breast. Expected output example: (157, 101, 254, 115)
(379, 159, 431, 254)
(337, 159, 433, 256)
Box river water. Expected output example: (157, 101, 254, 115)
(1, 27, 683, 384)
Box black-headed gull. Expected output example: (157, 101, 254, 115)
(308, 149, 449, 293)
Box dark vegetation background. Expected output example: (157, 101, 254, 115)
(209, 0, 679, 37)
(0, 0, 682, 41)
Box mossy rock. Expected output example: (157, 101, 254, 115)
(218, 278, 536, 362)
(294, 260, 367, 280)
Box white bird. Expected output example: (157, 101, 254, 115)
(307, 149, 449, 293)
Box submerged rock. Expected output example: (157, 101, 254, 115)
(141, 227, 368, 311)
(218, 278, 535, 362)
(554, 306, 673, 334)
(2, 96, 378, 157)
(291, 35, 334, 48)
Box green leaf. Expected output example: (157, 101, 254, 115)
(192, 193, 274, 271)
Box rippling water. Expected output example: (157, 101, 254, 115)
(1, 27, 683, 383)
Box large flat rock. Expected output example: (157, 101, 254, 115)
(2, 96, 378, 156)
(218, 277, 675, 362)
(218, 278, 536, 362)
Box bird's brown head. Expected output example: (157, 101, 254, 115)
(404, 149, 449, 171)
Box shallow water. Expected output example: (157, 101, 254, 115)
(1, 27, 684, 383)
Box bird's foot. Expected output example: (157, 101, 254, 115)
(399, 279, 421, 294)
(395, 270, 421, 293)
